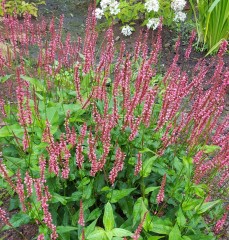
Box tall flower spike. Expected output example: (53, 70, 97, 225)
(132, 211, 148, 240)
(24, 171, 33, 197)
(37, 234, 45, 240)
(109, 148, 126, 185)
(0, 207, 11, 227)
(185, 30, 196, 60)
(157, 174, 166, 204)
(134, 153, 142, 176)
(0, 162, 15, 189)
(78, 200, 85, 227)
(214, 213, 227, 234)
(16, 170, 26, 212)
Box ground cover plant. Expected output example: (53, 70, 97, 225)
(0, 5, 228, 240)
(0, 0, 45, 17)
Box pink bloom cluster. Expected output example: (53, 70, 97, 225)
(157, 174, 166, 204)
(132, 211, 148, 240)
(109, 148, 126, 185)
(0, 207, 10, 226)
(214, 213, 227, 234)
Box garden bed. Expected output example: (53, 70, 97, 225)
(0, 1, 228, 240)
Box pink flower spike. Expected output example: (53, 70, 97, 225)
(214, 213, 227, 234)
(132, 211, 148, 240)
(134, 153, 142, 176)
(78, 200, 85, 227)
(185, 30, 196, 60)
(37, 234, 45, 240)
(156, 174, 166, 204)
(0, 207, 11, 226)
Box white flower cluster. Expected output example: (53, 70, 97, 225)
(121, 25, 133, 36)
(171, 0, 187, 22)
(146, 18, 160, 30)
(171, 0, 186, 11)
(109, 1, 120, 15)
(174, 11, 186, 22)
(95, 8, 104, 19)
(95, 0, 120, 19)
(144, 0, 159, 12)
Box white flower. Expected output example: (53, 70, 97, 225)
(121, 25, 133, 36)
(147, 18, 160, 30)
(95, 8, 104, 19)
(171, 0, 186, 12)
(100, 0, 112, 10)
(109, 1, 120, 15)
(144, 0, 159, 13)
(174, 11, 186, 22)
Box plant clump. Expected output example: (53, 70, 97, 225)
(0, 6, 228, 240)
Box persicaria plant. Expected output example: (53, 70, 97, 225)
(0, 6, 228, 240)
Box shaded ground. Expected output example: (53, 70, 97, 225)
(0, 0, 228, 239)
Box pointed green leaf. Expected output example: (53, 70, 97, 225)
(112, 228, 133, 237)
(196, 200, 220, 214)
(0, 124, 23, 138)
(103, 202, 115, 231)
(85, 219, 98, 238)
(141, 156, 157, 177)
(3, 213, 30, 230)
(177, 208, 186, 227)
(169, 224, 181, 240)
(87, 227, 108, 240)
(21, 75, 46, 92)
(109, 188, 135, 203)
(145, 186, 159, 195)
(57, 226, 78, 234)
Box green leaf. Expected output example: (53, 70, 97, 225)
(105, 231, 113, 240)
(202, 145, 220, 154)
(196, 200, 220, 214)
(0, 74, 13, 83)
(87, 227, 108, 240)
(51, 193, 69, 205)
(85, 219, 98, 237)
(177, 208, 186, 227)
(83, 181, 93, 199)
(109, 188, 135, 203)
(20, 75, 46, 92)
(112, 228, 133, 237)
(182, 157, 193, 178)
(4, 213, 30, 229)
(87, 208, 102, 222)
(103, 202, 115, 231)
(182, 237, 192, 240)
(133, 197, 148, 227)
(169, 224, 181, 240)
(145, 186, 159, 195)
(57, 226, 78, 234)
(46, 107, 59, 125)
(0, 124, 23, 138)
(68, 192, 81, 202)
(187, 234, 215, 240)
(150, 223, 172, 235)
(9, 197, 20, 211)
(208, 0, 221, 13)
(148, 237, 165, 240)
(149, 217, 172, 235)
(141, 156, 157, 177)
(182, 199, 201, 211)
(139, 148, 154, 154)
